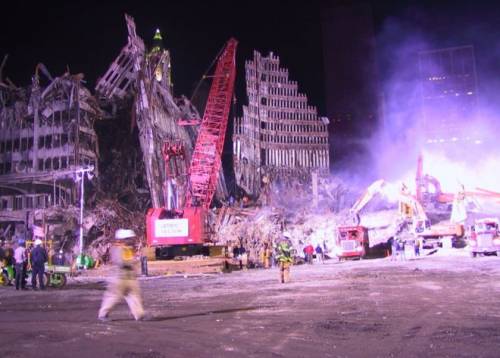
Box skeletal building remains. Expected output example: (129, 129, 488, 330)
(233, 51, 330, 197)
(96, 14, 227, 210)
(0, 67, 101, 235)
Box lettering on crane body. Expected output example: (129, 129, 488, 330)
(154, 218, 189, 238)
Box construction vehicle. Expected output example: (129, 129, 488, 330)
(415, 153, 454, 210)
(416, 153, 500, 213)
(336, 179, 389, 259)
(467, 218, 500, 257)
(398, 189, 465, 248)
(146, 38, 238, 258)
(334, 226, 369, 260)
(344, 179, 386, 226)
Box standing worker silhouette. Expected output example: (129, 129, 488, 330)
(98, 229, 146, 321)
(31, 239, 48, 290)
(276, 232, 294, 283)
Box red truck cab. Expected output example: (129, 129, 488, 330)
(335, 226, 369, 260)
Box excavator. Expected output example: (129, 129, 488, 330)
(336, 154, 500, 257)
(343, 179, 386, 226)
(335, 177, 463, 258)
(415, 153, 500, 213)
(335, 179, 388, 260)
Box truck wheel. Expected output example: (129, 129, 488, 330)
(50, 273, 67, 288)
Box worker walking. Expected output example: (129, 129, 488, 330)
(31, 239, 48, 290)
(98, 229, 145, 322)
(276, 232, 293, 283)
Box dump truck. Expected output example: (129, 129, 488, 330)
(334, 226, 369, 260)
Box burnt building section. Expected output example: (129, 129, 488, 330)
(0, 69, 101, 235)
(233, 51, 329, 197)
(418, 45, 479, 144)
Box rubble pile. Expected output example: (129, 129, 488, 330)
(30, 199, 144, 263)
(211, 177, 373, 261)
(84, 200, 145, 263)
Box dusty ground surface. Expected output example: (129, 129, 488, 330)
(2, 249, 500, 358)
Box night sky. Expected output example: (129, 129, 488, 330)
(1, 1, 499, 123)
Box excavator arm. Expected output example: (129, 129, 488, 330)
(344, 179, 386, 225)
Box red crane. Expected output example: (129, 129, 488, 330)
(185, 38, 237, 209)
(146, 38, 238, 252)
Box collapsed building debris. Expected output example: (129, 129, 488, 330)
(96, 14, 228, 210)
(233, 50, 330, 197)
(0, 64, 101, 238)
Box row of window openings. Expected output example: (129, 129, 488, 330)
(260, 150, 328, 168)
(247, 106, 316, 121)
(0, 195, 49, 210)
(261, 73, 285, 84)
(260, 133, 327, 145)
(0, 156, 74, 175)
(0, 134, 71, 153)
(268, 110, 317, 121)
(260, 97, 308, 110)
(246, 61, 281, 76)
(248, 87, 298, 99)
(246, 78, 296, 93)
(2, 192, 69, 211)
(1, 112, 70, 130)
(260, 121, 325, 133)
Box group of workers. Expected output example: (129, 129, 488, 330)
(230, 233, 326, 284)
(390, 237, 422, 261)
(0, 238, 48, 290)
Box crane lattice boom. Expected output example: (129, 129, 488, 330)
(185, 38, 238, 209)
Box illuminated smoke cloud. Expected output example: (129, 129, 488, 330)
(371, 12, 500, 197)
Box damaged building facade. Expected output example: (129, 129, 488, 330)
(0, 68, 101, 236)
(96, 15, 227, 210)
(233, 51, 330, 196)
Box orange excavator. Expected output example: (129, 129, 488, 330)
(415, 153, 500, 212)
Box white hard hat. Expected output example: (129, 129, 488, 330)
(282, 232, 291, 239)
(34, 239, 43, 246)
(115, 229, 136, 240)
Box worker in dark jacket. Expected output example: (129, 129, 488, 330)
(31, 239, 48, 290)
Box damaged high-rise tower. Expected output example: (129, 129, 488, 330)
(233, 51, 330, 196)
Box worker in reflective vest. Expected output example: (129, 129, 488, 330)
(98, 229, 146, 321)
(276, 233, 294, 283)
